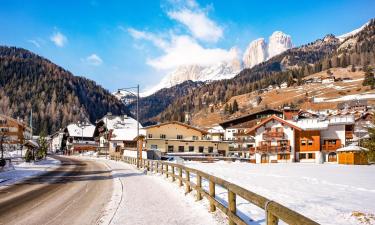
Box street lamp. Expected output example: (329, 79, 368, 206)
(117, 85, 140, 168)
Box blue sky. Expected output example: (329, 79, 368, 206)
(0, 0, 374, 92)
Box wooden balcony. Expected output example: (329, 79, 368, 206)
(321, 145, 340, 151)
(256, 145, 291, 153)
(345, 131, 354, 139)
(263, 131, 285, 139)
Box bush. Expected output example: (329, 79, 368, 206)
(24, 150, 33, 162)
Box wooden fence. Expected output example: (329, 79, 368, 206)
(112, 156, 319, 225)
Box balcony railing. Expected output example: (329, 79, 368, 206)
(262, 132, 285, 139)
(322, 145, 341, 151)
(256, 145, 291, 153)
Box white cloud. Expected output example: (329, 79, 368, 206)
(167, 9, 222, 43)
(50, 31, 67, 47)
(127, 28, 169, 49)
(28, 39, 41, 48)
(146, 35, 236, 70)
(84, 54, 103, 66)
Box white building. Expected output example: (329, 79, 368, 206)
(50, 130, 64, 153)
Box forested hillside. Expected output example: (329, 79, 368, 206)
(0, 46, 128, 134)
(140, 19, 375, 124)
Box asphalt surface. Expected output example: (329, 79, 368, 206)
(0, 156, 113, 225)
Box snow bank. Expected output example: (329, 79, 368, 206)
(0, 157, 61, 187)
(184, 161, 375, 225)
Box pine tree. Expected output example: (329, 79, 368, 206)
(362, 66, 375, 89)
(363, 122, 375, 162)
(232, 100, 239, 113)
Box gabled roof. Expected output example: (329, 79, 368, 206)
(246, 115, 302, 134)
(219, 109, 283, 129)
(144, 121, 208, 134)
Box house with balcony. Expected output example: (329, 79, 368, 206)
(247, 114, 355, 164)
(144, 121, 230, 157)
(0, 114, 32, 152)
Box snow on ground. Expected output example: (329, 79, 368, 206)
(79, 156, 225, 225)
(183, 161, 375, 225)
(0, 157, 60, 187)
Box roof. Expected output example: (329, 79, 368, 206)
(144, 121, 208, 134)
(207, 125, 225, 134)
(336, 145, 369, 152)
(24, 139, 39, 148)
(0, 114, 30, 129)
(219, 109, 283, 129)
(98, 115, 143, 130)
(246, 115, 302, 134)
(66, 123, 95, 138)
(110, 128, 146, 141)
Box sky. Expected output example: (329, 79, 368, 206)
(0, 0, 374, 93)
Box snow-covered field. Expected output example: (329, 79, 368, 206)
(0, 157, 60, 187)
(184, 161, 375, 225)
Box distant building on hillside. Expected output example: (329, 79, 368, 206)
(49, 129, 64, 153)
(337, 99, 368, 111)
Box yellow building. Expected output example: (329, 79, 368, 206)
(144, 121, 230, 156)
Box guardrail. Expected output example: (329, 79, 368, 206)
(112, 156, 319, 225)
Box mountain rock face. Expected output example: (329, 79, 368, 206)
(242, 38, 267, 68)
(243, 31, 293, 69)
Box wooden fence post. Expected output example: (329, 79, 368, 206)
(178, 167, 183, 186)
(209, 180, 216, 212)
(196, 175, 202, 201)
(161, 164, 164, 175)
(171, 166, 175, 182)
(267, 211, 278, 225)
(166, 165, 169, 178)
(185, 170, 191, 193)
(228, 190, 237, 225)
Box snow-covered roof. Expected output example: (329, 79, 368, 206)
(101, 115, 143, 130)
(207, 125, 225, 134)
(111, 128, 146, 141)
(67, 123, 95, 138)
(290, 115, 355, 130)
(24, 139, 39, 148)
(336, 145, 369, 152)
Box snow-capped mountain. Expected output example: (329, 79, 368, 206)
(337, 21, 370, 41)
(141, 32, 292, 97)
(243, 31, 293, 69)
(141, 47, 242, 96)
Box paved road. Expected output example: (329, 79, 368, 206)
(0, 156, 113, 225)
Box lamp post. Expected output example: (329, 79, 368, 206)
(117, 85, 140, 168)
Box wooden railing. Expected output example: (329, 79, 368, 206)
(112, 155, 319, 225)
(263, 132, 285, 139)
(256, 146, 291, 153)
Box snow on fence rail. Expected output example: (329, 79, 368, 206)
(114, 156, 319, 225)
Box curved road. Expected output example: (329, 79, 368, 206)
(0, 156, 113, 225)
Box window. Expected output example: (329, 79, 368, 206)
(328, 140, 336, 145)
(113, 142, 117, 148)
(177, 135, 183, 139)
(151, 144, 158, 150)
(300, 153, 306, 159)
(308, 140, 313, 146)
(148, 134, 153, 138)
(208, 147, 214, 153)
(199, 146, 204, 153)
(160, 134, 166, 139)
(167, 145, 174, 153)
(189, 146, 194, 152)
(301, 140, 306, 146)
(308, 153, 315, 159)
(178, 146, 184, 152)
(192, 136, 198, 140)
